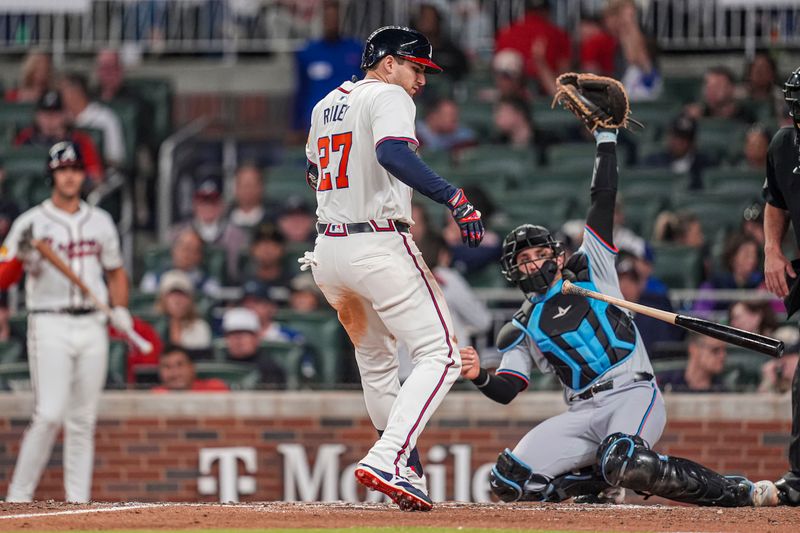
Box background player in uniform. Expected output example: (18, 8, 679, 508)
(302, 26, 484, 511)
(0, 141, 133, 503)
(762, 65, 800, 506)
(459, 126, 778, 507)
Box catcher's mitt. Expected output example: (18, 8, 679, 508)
(551, 73, 642, 132)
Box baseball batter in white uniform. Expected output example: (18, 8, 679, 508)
(0, 141, 133, 503)
(302, 26, 484, 511)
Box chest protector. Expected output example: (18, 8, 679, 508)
(499, 252, 637, 391)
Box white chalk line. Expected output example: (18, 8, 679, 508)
(0, 502, 162, 520)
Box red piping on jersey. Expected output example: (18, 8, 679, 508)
(585, 224, 618, 253)
(336, 79, 381, 94)
(0, 257, 24, 289)
(375, 136, 419, 149)
(393, 232, 455, 476)
(496, 369, 530, 390)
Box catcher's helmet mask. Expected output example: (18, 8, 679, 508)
(501, 224, 565, 295)
(361, 26, 443, 73)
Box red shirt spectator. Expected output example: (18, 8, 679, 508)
(109, 316, 164, 384)
(579, 18, 617, 76)
(495, 2, 571, 85)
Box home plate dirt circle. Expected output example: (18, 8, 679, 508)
(1, 501, 799, 531)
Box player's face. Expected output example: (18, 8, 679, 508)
(391, 59, 426, 97)
(52, 166, 85, 199)
(516, 246, 559, 276)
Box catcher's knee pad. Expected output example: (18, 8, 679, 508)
(597, 432, 752, 507)
(490, 449, 533, 503)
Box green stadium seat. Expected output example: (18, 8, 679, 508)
(721, 348, 771, 392)
(0, 102, 34, 137)
(3, 146, 49, 176)
(672, 191, 758, 236)
(0, 361, 31, 391)
(696, 118, 749, 161)
(547, 142, 597, 169)
(465, 264, 512, 288)
(107, 99, 139, 171)
(459, 103, 494, 137)
(619, 195, 667, 240)
(106, 339, 129, 389)
(651, 244, 704, 289)
(129, 290, 158, 315)
(122, 77, 173, 147)
(0, 339, 23, 364)
(9, 313, 27, 339)
(195, 361, 261, 391)
(274, 310, 345, 387)
(264, 169, 314, 202)
(142, 245, 227, 286)
(211, 339, 306, 389)
(702, 167, 762, 191)
(661, 77, 702, 104)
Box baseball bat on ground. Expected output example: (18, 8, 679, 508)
(32, 239, 154, 354)
(561, 280, 784, 358)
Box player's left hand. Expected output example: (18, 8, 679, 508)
(448, 189, 484, 248)
(110, 306, 134, 332)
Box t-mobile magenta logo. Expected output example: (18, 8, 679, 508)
(197, 447, 257, 502)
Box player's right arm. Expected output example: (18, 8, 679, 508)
(763, 132, 795, 298)
(0, 216, 32, 289)
(371, 87, 484, 247)
(460, 346, 529, 404)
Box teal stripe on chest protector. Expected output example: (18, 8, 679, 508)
(525, 280, 636, 391)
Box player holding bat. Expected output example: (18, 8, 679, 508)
(0, 141, 133, 503)
(460, 74, 778, 507)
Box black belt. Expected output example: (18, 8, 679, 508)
(30, 308, 98, 316)
(572, 372, 654, 402)
(316, 220, 410, 236)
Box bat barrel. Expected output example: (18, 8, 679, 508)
(675, 315, 784, 358)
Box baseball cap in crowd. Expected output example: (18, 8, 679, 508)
(37, 90, 63, 112)
(492, 49, 524, 77)
(193, 178, 222, 201)
(669, 114, 697, 141)
(158, 269, 194, 296)
(241, 279, 273, 302)
(253, 222, 286, 244)
(222, 307, 260, 334)
(281, 195, 313, 216)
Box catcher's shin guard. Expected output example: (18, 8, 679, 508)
(490, 449, 534, 502)
(598, 432, 752, 507)
(542, 466, 612, 503)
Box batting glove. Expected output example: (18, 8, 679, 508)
(110, 306, 134, 332)
(448, 189, 484, 248)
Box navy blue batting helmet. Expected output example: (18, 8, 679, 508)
(361, 26, 442, 73)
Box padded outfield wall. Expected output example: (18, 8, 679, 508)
(0, 391, 792, 503)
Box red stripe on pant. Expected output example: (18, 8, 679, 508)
(392, 233, 455, 475)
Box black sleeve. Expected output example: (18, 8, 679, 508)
(763, 134, 788, 210)
(584, 142, 618, 247)
(470, 368, 528, 405)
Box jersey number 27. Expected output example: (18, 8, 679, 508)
(317, 132, 352, 191)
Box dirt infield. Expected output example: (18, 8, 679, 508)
(1, 501, 799, 532)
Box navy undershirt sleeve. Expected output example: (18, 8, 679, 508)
(376, 139, 458, 205)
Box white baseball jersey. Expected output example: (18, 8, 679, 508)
(0, 199, 123, 310)
(305, 79, 419, 225)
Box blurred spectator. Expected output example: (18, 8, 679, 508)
(653, 210, 706, 249)
(410, 201, 440, 254)
(14, 90, 105, 182)
(276, 196, 316, 244)
(0, 201, 21, 244)
(292, 0, 362, 135)
(0, 291, 11, 342)
(760, 353, 800, 394)
(492, 96, 534, 149)
(494, 0, 570, 95)
(229, 164, 268, 233)
(478, 49, 533, 104)
(694, 234, 764, 313)
(152, 347, 229, 393)
(616, 252, 682, 355)
(578, 15, 616, 76)
(416, 97, 476, 152)
(613, 197, 646, 259)
(222, 307, 287, 388)
(242, 224, 292, 305)
(685, 66, 755, 123)
(289, 273, 324, 313)
(442, 185, 502, 274)
(657, 333, 728, 393)
(171, 178, 248, 283)
(728, 300, 777, 338)
(241, 280, 299, 342)
(93, 49, 137, 104)
(140, 228, 222, 298)
(602, 0, 662, 101)
(741, 202, 765, 246)
(412, 3, 469, 83)
(109, 316, 163, 385)
(737, 125, 771, 170)
(156, 270, 212, 356)
(737, 51, 785, 122)
(643, 114, 710, 190)
(5, 50, 52, 103)
(60, 72, 127, 168)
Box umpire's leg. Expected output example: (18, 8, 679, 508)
(777, 360, 800, 505)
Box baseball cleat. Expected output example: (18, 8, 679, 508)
(751, 480, 780, 507)
(355, 463, 433, 511)
(574, 486, 626, 505)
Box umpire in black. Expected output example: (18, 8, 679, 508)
(763, 65, 800, 506)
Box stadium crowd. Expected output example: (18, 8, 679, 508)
(0, 0, 797, 394)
